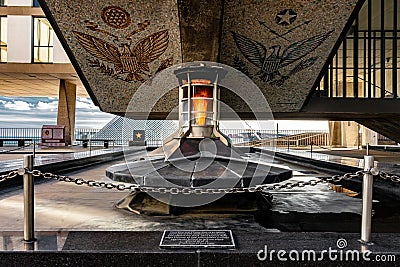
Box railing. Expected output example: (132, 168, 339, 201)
(222, 129, 329, 147)
(0, 128, 41, 145)
(0, 128, 330, 148)
(315, 0, 400, 99)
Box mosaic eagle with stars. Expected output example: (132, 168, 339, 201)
(73, 29, 169, 82)
(231, 30, 333, 86)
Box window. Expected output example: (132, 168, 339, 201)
(33, 0, 40, 7)
(316, 0, 400, 99)
(0, 0, 7, 7)
(32, 17, 53, 63)
(0, 16, 6, 63)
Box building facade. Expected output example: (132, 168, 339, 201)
(0, 0, 87, 144)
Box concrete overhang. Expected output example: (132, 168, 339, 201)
(38, 0, 363, 118)
(0, 63, 88, 97)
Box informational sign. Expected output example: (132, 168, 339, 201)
(160, 230, 235, 249)
(41, 125, 66, 146)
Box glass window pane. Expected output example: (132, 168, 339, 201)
(0, 16, 6, 62)
(346, 38, 354, 68)
(34, 47, 51, 62)
(398, 39, 400, 68)
(374, 69, 382, 98)
(397, 70, 400, 97)
(49, 31, 54, 46)
(33, 17, 54, 63)
(384, 0, 394, 29)
(371, 0, 381, 31)
(0, 17, 6, 43)
(49, 48, 53, 62)
(385, 69, 393, 97)
(0, 46, 6, 62)
(33, 47, 39, 62)
(34, 19, 39, 46)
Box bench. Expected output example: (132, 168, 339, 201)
(0, 138, 33, 147)
(76, 139, 114, 148)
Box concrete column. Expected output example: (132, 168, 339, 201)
(362, 127, 378, 146)
(328, 121, 342, 147)
(178, 0, 223, 61)
(329, 121, 362, 148)
(342, 121, 360, 147)
(57, 79, 76, 145)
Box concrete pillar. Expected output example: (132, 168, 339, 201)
(178, 0, 223, 61)
(362, 127, 378, 146)
(329, 121, 362, 148)
(342, 121, 360, 147)
(57, 79, 76, 145)
(328, 121, 342, 147)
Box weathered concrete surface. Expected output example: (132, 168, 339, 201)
(57, 80, 76, 145)
(39, 0, 182, 117)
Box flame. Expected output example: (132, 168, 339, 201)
(193, 87, 212, 126)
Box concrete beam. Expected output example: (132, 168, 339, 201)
(300, 97, 400, 118)
(0, 6, 44, 16)
(0, 63, 76, 73)
(39, 0, 361, 117)
(178, 0, 223, 62)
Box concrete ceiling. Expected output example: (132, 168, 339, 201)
(0, 63, 88, 97)
(0, 72, 88, 97)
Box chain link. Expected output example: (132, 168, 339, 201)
(0, 171, 19, 183)
(378, 171, 400, 183)
(0, 168, 398, 194)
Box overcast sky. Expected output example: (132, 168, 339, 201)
(0, 96, 115, 129)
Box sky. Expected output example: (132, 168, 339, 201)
(0, 96, 328, 130)
(0, 96, 115, 129)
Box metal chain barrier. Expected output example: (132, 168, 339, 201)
(0, 168, 397, 194)
(0, 171, 19, 183)
(378, 171, 400, 184)
(1, 154, 393, 246)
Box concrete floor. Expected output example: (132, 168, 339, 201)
(0, 154, 364, 232)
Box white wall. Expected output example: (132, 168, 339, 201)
(7, 15, 70, 63)
(53, 35, 70, 63)
(8, 0, 32, 6)
(7, 15, 31, 63)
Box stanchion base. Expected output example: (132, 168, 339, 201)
(358, 239, 374, 246)
(22, 238, 37, 243)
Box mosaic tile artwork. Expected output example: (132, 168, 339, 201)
(40, 0, 181, 117)
(220, 0, 359, 113)
(40, 0, 359, 118)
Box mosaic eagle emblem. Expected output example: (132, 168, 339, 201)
(231, 30, 333, 86)
(74, 30, 169, 82)
(73, 6, 172, 82)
